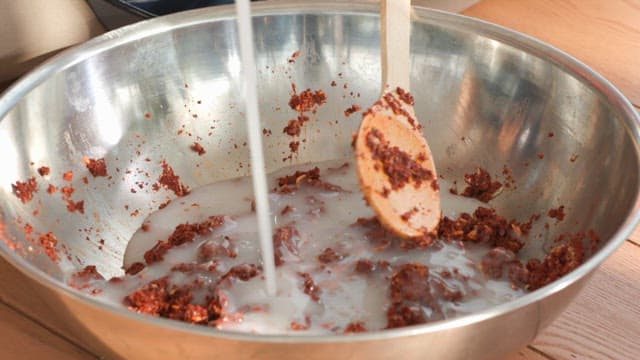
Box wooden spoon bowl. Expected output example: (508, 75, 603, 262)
(355, 0, 441, 239)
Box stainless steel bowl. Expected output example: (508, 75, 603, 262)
(1, 2, 639, 359)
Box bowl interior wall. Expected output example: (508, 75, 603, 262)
(0, 11, 637, 285)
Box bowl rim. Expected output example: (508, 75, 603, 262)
(1, 0, 640, 344)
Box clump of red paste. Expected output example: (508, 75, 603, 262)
(84, 158, 108, 177)
(155, 160, 190, 197)
(12, 177, 38, 203)
(364, 127, 436, 191)
(452, 168, 503, 202)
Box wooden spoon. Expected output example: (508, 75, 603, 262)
(355, 0, 441, 239)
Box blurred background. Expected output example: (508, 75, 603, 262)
(0, 0, 478, 91)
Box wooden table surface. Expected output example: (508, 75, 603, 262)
(1, 0, 639, 359)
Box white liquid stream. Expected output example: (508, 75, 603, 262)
(234, 0, 277, 295)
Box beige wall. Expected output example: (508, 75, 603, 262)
(0, 0, 105, 85)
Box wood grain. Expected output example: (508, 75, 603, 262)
(463, 0, 640, 107)
(506, 347, 552, 360)
(0, 300, 95, 359)
(0, 256, 91, 350)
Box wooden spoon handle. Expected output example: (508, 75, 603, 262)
(381, 0, 411, 90)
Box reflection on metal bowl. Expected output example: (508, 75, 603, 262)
(0, 2, 639, 359)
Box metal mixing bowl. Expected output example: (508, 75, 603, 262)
(1, 2, 639, 359)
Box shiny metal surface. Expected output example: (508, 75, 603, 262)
(1, 2, 639, 359)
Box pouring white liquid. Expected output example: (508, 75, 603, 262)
(234, 0, 277, 295)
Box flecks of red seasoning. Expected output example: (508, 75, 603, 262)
(63, 171, 74, 182)
(190, 142, 206, 156)
(37, 166, 50, 176)
(344, 104, 362, 117)
(287, 50, 301, 63)
(364, 127, 436, 191)
(548, 205, 566, 221)
(84, 157, 108, 177)
(455, 167, 503, 203)
(61, 185, 84, 214)
(12, 177, 38, 203)
(281, 84, 328, 160)
(39, 232, 60, 263)
(155, 160, 190, 197)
